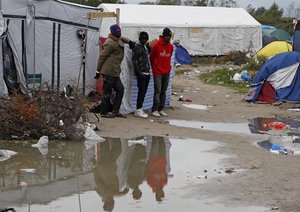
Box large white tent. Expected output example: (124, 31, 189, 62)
(0, 0, 102, 96)
(98, 4, 262, 56)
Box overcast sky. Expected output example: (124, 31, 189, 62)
(125, 0, 298, 15)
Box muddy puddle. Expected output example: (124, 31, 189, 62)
(168, 120, 251, 135)
(249, 117, 300, 155)
(0, 137, 266, 211)
(168, 117, 300, 155)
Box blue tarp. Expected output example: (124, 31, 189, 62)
(246, 51, 300, 102)
(174, 44, 192, 65)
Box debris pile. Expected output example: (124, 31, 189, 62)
(0, 88, 88, 140)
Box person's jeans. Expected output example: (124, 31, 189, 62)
(100, 75, 124, 114)
(152, 74, 170, 112)
(136, 74, 150, 109)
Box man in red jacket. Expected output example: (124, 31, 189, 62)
(150, 28, 174, 117)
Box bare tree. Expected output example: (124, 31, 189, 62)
(246, 4, 255, 15)
(296, 8, 300, 18)
(219, 0, 237, 8)
(287, 1, 295, 17)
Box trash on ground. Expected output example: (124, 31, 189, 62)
(232, 70, 251, 83)
(84, 126, 105, 141)
(178, 95, 192, 102)
(20, 168, 36, 174)
(287, 108, 300, 112)
(267, 121, 288, 131)
(182, 104, 213, 110)
(31, 136, 49, 148)
(128, 138, 147, 147)
(0, 150, 17, 162)
(19, 181, 28, 187)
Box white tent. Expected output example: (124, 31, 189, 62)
(0, 0, 102, 96)
(98, 4, 262, 56)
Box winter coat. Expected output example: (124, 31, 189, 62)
(132, 42, 151, 76)
(96, 34, 130, 77)
(150, 35, 173, 76)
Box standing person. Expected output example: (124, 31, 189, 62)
(94, 24, 135, 118)
(150, 28, 173, 117)
(132, 31, 151, 118)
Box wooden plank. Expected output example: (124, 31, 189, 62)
(87, 12, 116, 19)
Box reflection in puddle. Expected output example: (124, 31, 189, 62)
(182, 104, 213, 110)
(169, 119, 251, 135)
(0, 137, 265, 211)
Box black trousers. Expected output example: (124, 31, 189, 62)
(100, 74, 124, 114)
(136, 74, 150, 109)
(152, 74, 170, 112)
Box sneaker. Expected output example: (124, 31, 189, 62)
(158, 110, 168, 117)
(152, 111, 161, 117)
(135, 109, 148, 118)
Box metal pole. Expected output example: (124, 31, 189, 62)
(33, 4, 36, 89)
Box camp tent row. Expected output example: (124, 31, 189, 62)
(98, 3, 262, 56)
(0, 0, 102, 97)
(0, 1, 262, 113)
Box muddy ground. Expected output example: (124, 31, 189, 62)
(96, 64, 300, 212)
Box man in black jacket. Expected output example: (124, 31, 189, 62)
(132, 31, 151, 118)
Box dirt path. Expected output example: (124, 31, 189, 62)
(96, 65, 300, 212)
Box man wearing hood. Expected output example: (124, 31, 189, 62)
(150, 28, 174, 117)
(95, 24, 135, 118)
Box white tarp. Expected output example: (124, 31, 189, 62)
(98, 4, 262, 56)
(0, 0, 102, 95)
(119, 46, 174, 114)
(267, 62, 299, 89)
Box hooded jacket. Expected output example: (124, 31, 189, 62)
(150, 35, 173, 76)
(132, 42, 151, 76)
(96, 34, 130, 77)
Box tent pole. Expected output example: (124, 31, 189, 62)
(76, 18, 90, 96)
(33, 3, 36, 89)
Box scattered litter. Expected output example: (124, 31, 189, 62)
(287, 108, 300, 112)
(83, 122, 98, 130)
(19, 181, 28, 187)
(257, 139, 299, 155)
(225, 95, 230, 98)
(59, 120, 64, 126)
(31, 136, 49, 148)
(84, 126, 105, 141)
(178, 95, 192, 102)
(182, 104, 212, 110)
(20, 168, 36, 174)
(0, 150, 17, 162)
(195, 175, 207, 179)
(233, 73, 243, 83)
(128, 138, 147, 147)
(267, 121, 288, 131)
(271, 206, 279, 210)
(292, 136, 300, 143)
(240, 70, 251, 82)
(224, 168, 235, 174)
(212, 90, 219, 94)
